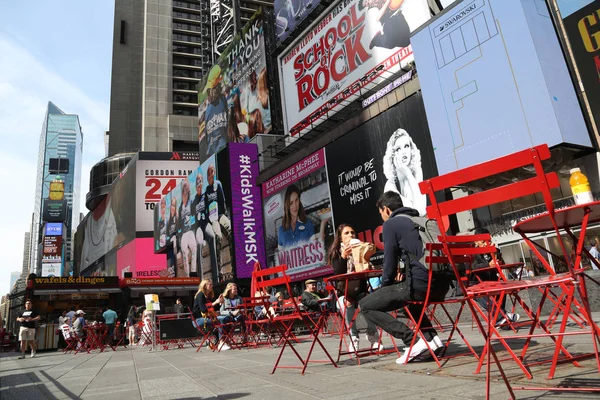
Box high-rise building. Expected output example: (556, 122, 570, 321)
(31, 102, 83, 276)
(107, 0, 272, 156)
(21, 231, 31, 277)
(9, 271, 20, 292)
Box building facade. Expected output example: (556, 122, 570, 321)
(31, 102, 83, 276)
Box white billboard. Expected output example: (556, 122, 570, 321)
(135, 159, 200, 233)
(410, 0, 592, 175)
(41, 262, 61, 277)
(279, 0, 431, 136)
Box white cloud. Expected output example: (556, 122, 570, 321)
(0, 34, 109, 294)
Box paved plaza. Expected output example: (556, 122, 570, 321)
(2, 313, 600, 400)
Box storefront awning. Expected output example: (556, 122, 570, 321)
(34, 287, 122, 295)
(129, 285, 198, 292)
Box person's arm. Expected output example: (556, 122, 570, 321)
(381, 221, 399, 287)
(220, 298, 232, 316)
(301, 291, 319, 309)
(376, 0, 393, 21)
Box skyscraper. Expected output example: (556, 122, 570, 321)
(107, 0, 271, 156)
(9, 271, 20, 292)
(31, 102, 83, 276)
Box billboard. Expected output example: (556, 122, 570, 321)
(228, 143, 266, 278)
(325, 93, 437, 251)
(135, 157, 199, 233)
(42, 199, 67, 222)
(45, 222, 63, 236)
(198, 9, 273, 162)
(410, 0, 592, 175)
(557, 0, 600, 135)
(75, 163, 136, 273)
(262, 149, 334, 281)
(41, 263, 61, 277)
(279, 0, 430, 136)
(275, 0, 323, 43)
(42, 236, 63, 256)
(116, 238, 168, 278)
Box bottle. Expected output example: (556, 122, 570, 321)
(569, 168, 593, 205)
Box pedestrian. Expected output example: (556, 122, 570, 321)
(358, 191, 446, 364)
(174, 299, 184, 318)
(57, 310, 68, 350)
(103, 307, 118, 344)
(66, 306, 76, 326)
(589, 237, 599, 269)
(126, 306, 138, 345)
(16, 299, 40, 359)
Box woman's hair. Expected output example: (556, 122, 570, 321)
(275, 292, 283, 299)
(169, 196, 177, 216)
(195, 279, 214, 299)
(232, 93, 244, 123)
(181, 179, 190, 202)
(248, 109, 264, 139)
(257, 69, 269, 110)
(383, 129, 422, 181)
(327, 223, 353, 265)
(282, 184, 307, 231)
(227, 107, 243, 142)
(223, 282, 237, 298)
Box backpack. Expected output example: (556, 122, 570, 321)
(395, 214, 443, 271)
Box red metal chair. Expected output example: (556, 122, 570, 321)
(253, 264, 338, 374)
(419, 144, 600, 398)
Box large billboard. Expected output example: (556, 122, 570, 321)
(75, 163, 136, 273)
(228, 143, 266, 278)
(279, 0, 430, 136)
(198, 9, 273, 162)
(411, 0, 592, 175)
(325, 93, 437, 250)
(116, 238, 168, 278)
(557, 0, 600, 135)
(275, 0, 323, 43)
(135, 155, 199, 233)
(262, 149, 334, 281)
(42, 199, 67, 222)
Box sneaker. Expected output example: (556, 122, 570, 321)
(18, 354, 25, 359)
(396, 336, 442, 364)
(366, 333, 383, 351)
(30, 350, 36, 358)
(218, 341, 231, 351)
(495, 312, 520, 327)
(349, 336, 359, 352)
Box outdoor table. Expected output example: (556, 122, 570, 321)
(324, 269, 397, 363)
(77, 325, 106, 354)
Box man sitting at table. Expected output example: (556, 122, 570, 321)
(359, 191, 446, 364)
(301, 280, 330, 312)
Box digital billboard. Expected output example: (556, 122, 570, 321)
(275, 0, 323, 43)
(198, 9, 273, 162)
(45, 223, 63, 236)
(410, 0, 592, 175)
(42, 199, 67, 222)
(262, 149, 334, 281)
(279, 0, 430, 136)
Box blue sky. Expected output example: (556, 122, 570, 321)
(0, 1, 115, 294)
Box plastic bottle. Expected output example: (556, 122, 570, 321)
(569, 168, 593, 205)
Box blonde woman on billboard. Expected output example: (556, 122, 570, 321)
(178, 179, 197, 277)
(383, 129, 426, 216)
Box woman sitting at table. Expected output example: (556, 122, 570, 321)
(328, 224, 381, 352)
(253, 289, 278, 319)
(220, 282, 246, 332)
(192, 279, 230, 350)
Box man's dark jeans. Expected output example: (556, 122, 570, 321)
(359, 282, 443, 345)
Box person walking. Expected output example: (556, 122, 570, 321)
(16, 300, 40, 359)
(103, 307, 118, 344)
(174, 299, 184, 318)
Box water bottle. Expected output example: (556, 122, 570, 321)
(569, 168, 593, 205)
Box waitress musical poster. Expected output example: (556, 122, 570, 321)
(262, 149, 334, 281)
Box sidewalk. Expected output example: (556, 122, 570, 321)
(1, 314, 599, 400)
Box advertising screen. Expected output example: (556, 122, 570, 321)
(135, 157, 199, 233)
(411, 0, 592, 175)
(76, 163, 136, 273)
(45, 222, 63, 236)
(41, 263, 61, 277)
(325, 93, 437, 251)
(198, 9, 273, 162)
(228, 143, 266, 278)
(116, 238, 168, 278)
(279, 0, 430, 136)
(262, 149, 334, 281)
(557, 0, 600, 134)
(275, 0, 323, 43)
(42, 199, 67, 222)
(42, 236, 63, 256)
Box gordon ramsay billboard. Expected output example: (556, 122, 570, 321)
(279, 0, 430, 136)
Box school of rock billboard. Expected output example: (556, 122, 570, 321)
(262, 149, 335, 281)
(275, 0, 323, 43)
(556, 0, 600, 136)
(279, 0, 430, 136)
(153, 144, 266, 283)
(198, 9, 273, 162)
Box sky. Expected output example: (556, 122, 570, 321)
(0, 1, 115, 295)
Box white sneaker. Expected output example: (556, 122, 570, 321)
(366, 333, 383, 351)
(349, 336, 359, 352)
(30, 350, 36, 358)
(396, 336, 441, 364)
(218, 341, 231, 351)
(495, 312, 520, 327)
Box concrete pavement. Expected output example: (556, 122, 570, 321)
(1, 314, 599, 400)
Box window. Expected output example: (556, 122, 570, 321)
(120, 20, 127, 44)
(49, 158, 69, 174)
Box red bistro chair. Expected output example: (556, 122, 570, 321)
(253, 264, 338, 374)
(419, 144, 600, 398)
